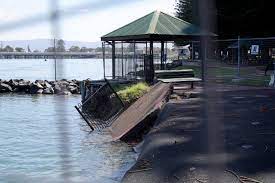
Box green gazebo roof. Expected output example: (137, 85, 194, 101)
(101, 10, 216, 41)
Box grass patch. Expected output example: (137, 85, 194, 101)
(112, 83, 131, 92)
(117, 82, 150, 104)
(174, 65, 270, 87)
(233, 78, 269, 87)
(175, 65, 201, 77)
(175, 65, 239, 77)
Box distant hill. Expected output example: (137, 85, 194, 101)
(0, 39, 102, 52)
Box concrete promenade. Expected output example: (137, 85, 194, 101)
(123, 85, 275, 183)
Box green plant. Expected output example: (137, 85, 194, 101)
(117, 82, 150, 104)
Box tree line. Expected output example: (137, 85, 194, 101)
(0, 39, 98, 53)
(0, 45, 27, 53)
(0, 40, 142, 53)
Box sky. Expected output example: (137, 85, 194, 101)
(0, 0, 175, 42)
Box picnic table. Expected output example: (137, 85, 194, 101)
(155, 69, 194, 79)
(158, 77, 202, 89)
(156, 69, 201, 88)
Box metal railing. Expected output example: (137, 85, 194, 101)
(75, 79, 125, 130)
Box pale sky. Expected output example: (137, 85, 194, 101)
(0, 0, 175, 42)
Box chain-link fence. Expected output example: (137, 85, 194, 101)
(75, 79, 125, 130)
(107, 41, 174, 80)
(205, 37, 275, 87)
(167, 38, 275, 87)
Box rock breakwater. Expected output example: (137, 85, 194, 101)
(0, 79, 81, 95)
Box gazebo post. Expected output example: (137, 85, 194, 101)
(112, 41, 116, 79)
(134, 41, 137, 79)
(121, 41, 124, 78)
(102, 41, 106, 78)
(165, 41, 168, 69)
(146, 42, 148, 55)
(191, 41, 194, 62)
(161, 41, 165, 70)
(149, 40, 154, 83)
(201, 39, 207, 81)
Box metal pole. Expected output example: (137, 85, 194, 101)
(273, 62, 275, 87)
(165, 42, 168, 69)
(201, 39, 207, 81)
(145, 42, 148, 55)
(160, 41, 165, 70)
(134, 42, 137, 79)
(121, 41, 124, 77)
(112, 41, 116, 79)
(150, 40, 154, 83)
(191, 41, 194, 61)
(237, 35, 241, 78)
(54, 38, 57, 81)
(102, 42, 106, 78)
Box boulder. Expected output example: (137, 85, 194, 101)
(9, 79, 19, 89)
(44, 81, 52, 89)
(36, 89, 44, 94)
(43, 87, 54, 94)
(13, 87, 20, 92)
(1, 80, 9, 85)
(29, 82, 44, 94)
(18, 80, 31, 93)
(0, 83, 13, 92)
(35, 80, 44, 85)
(69, 82, 78, 87)
(73, 80, 80, 86)
(55, 79, 69, 86)
(59, 90, 72, 95)
(53, 84, 62, 94)
(67, 86, 78, 94)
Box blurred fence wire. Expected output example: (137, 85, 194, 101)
(0, 0, 134, 33)
(206, 37, 275, 87)
(0, 0, 140, 181)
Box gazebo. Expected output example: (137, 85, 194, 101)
(101, 10, 215, 83)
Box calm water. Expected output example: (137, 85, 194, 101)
(0, 59, 136, 183)
(0, 59, 112, 81)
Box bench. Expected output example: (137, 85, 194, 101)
(158, 77, 202, 89)
(155, 69, 201, 89)
(155, 69, 194, 79)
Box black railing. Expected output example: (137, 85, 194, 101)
(75, 79, 125, 130)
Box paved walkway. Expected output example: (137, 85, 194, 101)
(123, 86, 275, 183)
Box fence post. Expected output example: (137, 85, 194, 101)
(54, 38, 57, 81)
(112, 41, 116, 79)
(237, 35, 241, 78)
(102, 42, 106, 78)
(121, 41, 124, 77)
(134, 42, 137, 79)
(272, 62, 275, 88)
(201, 39, 207, 81)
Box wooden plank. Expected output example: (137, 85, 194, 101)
(108, 82, 171, 141)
